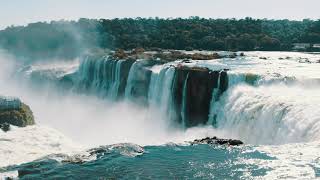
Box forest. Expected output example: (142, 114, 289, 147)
(0, 17, 319, 60)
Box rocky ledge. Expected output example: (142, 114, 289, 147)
(191, 137, 244, 146)
(111, 48, 244, 61)
(0, 96, 35, 132)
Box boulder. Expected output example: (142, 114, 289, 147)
(0, 122, 10, 132)
(0, 97, 35, 130)
(191, 137, 243, 146)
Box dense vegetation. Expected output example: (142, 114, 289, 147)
(0, 17, 319, 60)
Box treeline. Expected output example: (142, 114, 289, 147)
(0, 17, 319, 60)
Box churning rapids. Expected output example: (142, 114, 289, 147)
(1, 51, 320, 179)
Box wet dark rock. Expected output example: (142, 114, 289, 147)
(173, 66, 228, 127)
(229, 139, 244, 146)
(18, 169, 41, 178)
(191, 137, 243, 146)
(181, 59, 192, 63)
(219, 71, 229, 92)
(0, 97, 35, 129)
(0, 123, 10, 132)
(228, 53, 237, 58)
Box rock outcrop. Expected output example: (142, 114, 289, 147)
(173, 66, 228, 127)
(0, 97, 35, 131)
(191, 137, 243, 146)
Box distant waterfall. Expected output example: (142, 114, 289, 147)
(75, 56, 135, 99)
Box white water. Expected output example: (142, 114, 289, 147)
(0, 52, 224, 167)
(214, 83, 320, 145)
(0, 126, 82, 167)
(148, 66, 177, 125)
(181, 73, 189, 127)
(1, 51, 320, 171)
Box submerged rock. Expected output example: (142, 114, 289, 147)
(0, 96, 35, 130)
(191, 137, 243, 146)
(89, 143, 144, 158)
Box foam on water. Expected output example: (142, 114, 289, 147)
(247, 141, 320, 179)
(0, 125, 82, 167)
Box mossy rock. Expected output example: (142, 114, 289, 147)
(0, 103, 35, 127)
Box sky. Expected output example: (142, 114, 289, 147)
(0, 0, 319, 29)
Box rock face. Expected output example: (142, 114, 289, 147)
(191, 137, 243, 146)
(173, 66, 228, 127)
(0, 97, 35, 130)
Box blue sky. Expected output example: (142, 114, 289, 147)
(0, 0, 319, 29)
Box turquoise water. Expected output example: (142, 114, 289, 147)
(8, 144, 275, 179)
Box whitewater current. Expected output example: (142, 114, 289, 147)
(1, 51, 320, 179)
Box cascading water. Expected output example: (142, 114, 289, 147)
(209, 72, 320, 145)
(124, 61, 140, 101)
(2, 51, 320, 179)
(180, 73, 189, 128)
(193, 63, 320, 145)
(108, 60, 124, 100)
(16, 52, 320, 145)
(148, 66, 177, 123)
(74, 56, 134, 99)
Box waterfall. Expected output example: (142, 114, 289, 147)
(125, 61, 139, 100)
(75, 56, 133, 99)
(212, 84, 320, 144)
(208, 72, 220, 126)
(180, 73, 189, 128)
(148, 66, 177, 122)
(108, 60, 125, 100)
(124, 60, 152, 104)
(14, 51, 320, 146)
